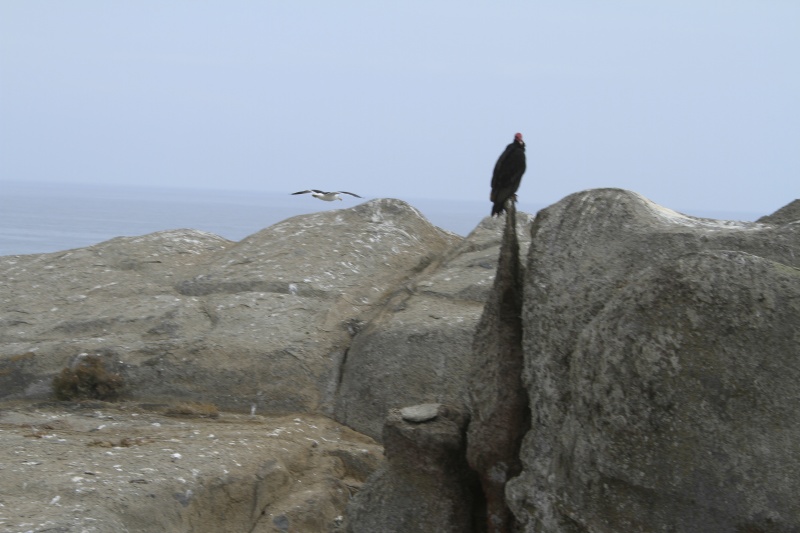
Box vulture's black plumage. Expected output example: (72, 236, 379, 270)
(490, 133, 526, 216)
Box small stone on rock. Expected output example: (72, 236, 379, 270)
(400, 403, 441, 423)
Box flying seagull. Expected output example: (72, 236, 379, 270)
(291, 190, 363, 202)
(490, 132, 526, 216)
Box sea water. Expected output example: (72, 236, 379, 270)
(0, 180, 761, 257)
(0, 180, 515, 256)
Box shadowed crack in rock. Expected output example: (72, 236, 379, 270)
(343, 204, 532, 533)
(466, 203, 531, 532)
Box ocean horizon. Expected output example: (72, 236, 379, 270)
(0, 180, 533, 256)
(0, 180, 763, 257)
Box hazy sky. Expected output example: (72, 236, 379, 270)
(2, 2, 798, 216)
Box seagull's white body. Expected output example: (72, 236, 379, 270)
(292, 189, 362, 202)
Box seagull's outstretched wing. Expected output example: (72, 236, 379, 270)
(292, 190, 325, 195)
(336, 191, 362, 198)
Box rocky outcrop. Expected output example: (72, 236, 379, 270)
(466, 204, 530, 532)
(340, 205, 533, 533)
(343, 403, 483, 533)
(0, 199, 459, 415)
(334, 212, 535, 439)
(0, 401, 381, 533)
(756, 198, 800, 225)
(5, 190, 800, 532)
(1, 197, 519, 532)
(507, 189, 800, 532)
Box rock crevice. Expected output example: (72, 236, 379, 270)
(4, 191, 800, 532)
(508, 189, 800, 532)
(465, 204, 531, 532)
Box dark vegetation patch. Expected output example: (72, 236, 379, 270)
(52, 355, 124, 401)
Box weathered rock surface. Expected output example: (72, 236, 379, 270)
(2, 197, 536, 532)
(0, 199, 459, 415)
(5, 190, 800, 532)
(756, 198, 800, 225)
(508, 189, 800, 532)
(399, 403, 440, 423)
(334, 212, 535, 439)
(339, 206, 534, 533)
(0, 401, 381, 533)
(466, 204, 530, 533)
(343, 403, 483, 533)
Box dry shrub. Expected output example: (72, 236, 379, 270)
(52, 355, 124, 401)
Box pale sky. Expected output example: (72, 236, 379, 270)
(1, 2, 798, 217)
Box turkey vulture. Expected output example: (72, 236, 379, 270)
(490, 133, 526, 216)
(291, 190, 363, 201)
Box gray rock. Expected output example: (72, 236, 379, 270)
(7, 188, 800, 532)
(334, 212, 535, 439)
(756, 198, 800, 225)
(0, 403, 382, 533)
(0, 199, 459, 415)
(466, 204, 529, 533)
(343, 404, 482, 533)
(507, 189, 800, 532)
(400, 402, 441, 423)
